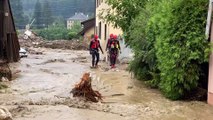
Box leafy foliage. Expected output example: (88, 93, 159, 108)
(35, 22, 82, 40)
(103, 0, 147, 43)
(154, 0, 209, 99)
(42, 0, 53, 27)
(10, 0, 94, 29)
(127, 0, 209, 99)
(10, 0, 28, 29)
(32, 0, 53, 29)
(128, 1, 161, 88)
(33, 0, 43, 29)
(104, 0, 146, 31)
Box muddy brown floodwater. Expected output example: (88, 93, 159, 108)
(0, 48, 213, 120)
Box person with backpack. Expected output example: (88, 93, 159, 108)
(105, 34, 114, 63)
(89, 35, 103, 68)
(106, 34, 114, 51)
(109, 34, 121, 68)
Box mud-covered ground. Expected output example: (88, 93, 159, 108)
(1, 48, 213, 120)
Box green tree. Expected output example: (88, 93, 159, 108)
(153, 0, 209, 99)
(33, 0, 43, 29)
(21, 0, 95, 22)
(68, 21, 82, 39)
(71, 21, 82, 32)
(128, 1, 160, 88)
(52, 16, 65, 26)
(128, 0, 209, 100)
(10, 0, 27, 29)
(102, 0, 147, 43)
(104, 0, 146, 31)
(35, 21, 81, 40)
(43, 0, 53, 27)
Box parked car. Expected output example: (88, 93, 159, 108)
(19, 48, 28, 58)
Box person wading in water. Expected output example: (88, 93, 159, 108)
(109, 35, 121, 68)
(89, 35, 103, 68)
(105, 34, 114, 64)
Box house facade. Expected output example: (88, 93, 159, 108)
(79, 18, 95, 43)
(95, 0, 123, 60)
(207, 0, 213, 105)
(208, 23, 213, 105)
(67, 13, 88, 29)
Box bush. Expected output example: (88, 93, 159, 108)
(128, 0, 209, 99)
(35, 22, 82, 40)
(153, 0, 209, 100)
(128, 0, 161, 88)
(68, 31, 78, 39)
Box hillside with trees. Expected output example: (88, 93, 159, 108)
(10, 0, 95, 29)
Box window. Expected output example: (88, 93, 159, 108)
(97, 0, 103, 7)
(99, 22, 102, 39)
(95, 26, 98, 35)
(99, 0, 101, 6)
(104, 24, 107, 40)
(96, 0, 99, 7)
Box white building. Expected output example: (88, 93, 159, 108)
(67, 13, 88, 29)
(95, 0, 132, 61)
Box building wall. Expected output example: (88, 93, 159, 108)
(208, 22, 213, 105)
(67, 20, 74, 29)
(83, 27, 95, 44)
(95, 0, 123, 60)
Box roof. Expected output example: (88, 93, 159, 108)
(81, 18, 95, 24)
(79, 18, 95, 35)
(67, 13, 89, 21)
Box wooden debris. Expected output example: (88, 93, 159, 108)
(71, 73, 102, 103)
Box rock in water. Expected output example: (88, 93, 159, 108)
(0, 107, 13, 120)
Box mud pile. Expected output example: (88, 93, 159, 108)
(38, 40, 89, 50)
(19, 33, 89, 50)
(18, 34, 44, 48)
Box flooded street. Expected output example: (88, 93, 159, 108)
(1, 48, 213, 120)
